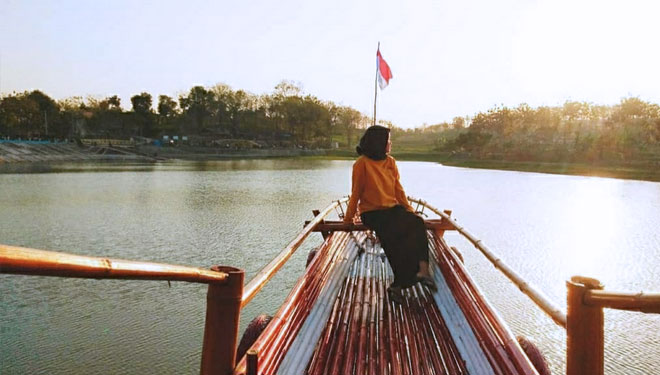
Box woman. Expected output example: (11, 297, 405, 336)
(343, 125, 436, 304)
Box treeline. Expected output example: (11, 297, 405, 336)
(4, 82, 659, 163)
(394, 98, 660, 164)
(0, 81, 371, 148)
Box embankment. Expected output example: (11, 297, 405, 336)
(0, 142, 157, 164)
(0, 142, 325, 165)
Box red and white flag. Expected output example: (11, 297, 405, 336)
(376, 49, 393, 90)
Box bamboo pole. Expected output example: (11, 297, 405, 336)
(585, 290, 660, 313)
(373, 42, 380, 126)
(201, 266, 244, 375)
(566, 276, 604, 375)
(375, 260, 392, 375)
(433, 236, 510, 375)
(259, 236, 346, 374)
(236, 232, 355, 375)
(407, 197, 567, 328)
(340, 255, 365, 375)
(434, 232, 537, 374)
(305, 251, 353, 375)
(241, 198, 346, 307)
(355, 254, 371, 375)
(0, 244, 228, 284)
(328, 256, 360, 375)
(367, 256, 378, 375)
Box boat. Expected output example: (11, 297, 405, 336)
(1, 197, 659, 375)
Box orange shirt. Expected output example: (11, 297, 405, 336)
(344, 155, 413, 221)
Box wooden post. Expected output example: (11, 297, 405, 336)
(201, 266, 244, 375)
(438, 210, 452, 237)
(246, 349, 258, 375)
(566, 276, 604, 375)
(312, 209, 329, 240)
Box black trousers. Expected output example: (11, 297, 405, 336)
(361, 205, 430, 288)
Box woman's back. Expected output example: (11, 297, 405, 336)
(352, 155, 400, 213)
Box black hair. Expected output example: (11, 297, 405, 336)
(356, 125, 390, 160)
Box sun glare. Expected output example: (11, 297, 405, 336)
(556, 178, 624, 278)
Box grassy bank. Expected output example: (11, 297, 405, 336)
(319, 149, 660, 182)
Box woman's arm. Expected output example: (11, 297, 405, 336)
(344, 160, 364, 222)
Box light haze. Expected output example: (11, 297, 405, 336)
(1, 0, 659, 128)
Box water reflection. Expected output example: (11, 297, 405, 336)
(558, 178, 624, 278)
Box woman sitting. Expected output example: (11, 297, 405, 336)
(343, 125, 436, 303)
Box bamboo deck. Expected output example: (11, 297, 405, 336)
(234, 229, 539, 375)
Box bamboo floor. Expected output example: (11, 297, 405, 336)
(234, 230, 539, 375)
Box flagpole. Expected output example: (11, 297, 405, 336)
(373, 42, 380, 126)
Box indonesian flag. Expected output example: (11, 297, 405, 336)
(377, 49, 393, 90)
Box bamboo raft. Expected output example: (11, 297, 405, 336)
(1, 197, 659, 375)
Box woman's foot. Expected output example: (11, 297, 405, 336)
(387, 286, 404, 304)
(417, 275, 437, 292)
(417, 261, 437, 292)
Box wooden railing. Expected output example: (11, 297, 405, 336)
(0, 244, 229, 283)
(0, 244, 242, 375)
(566, 276, 660, 375)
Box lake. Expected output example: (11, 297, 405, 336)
(1, 159, 659, 374)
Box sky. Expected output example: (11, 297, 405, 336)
(1, 0, 660, 128)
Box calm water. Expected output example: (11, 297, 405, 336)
(1, 159, 659, 374)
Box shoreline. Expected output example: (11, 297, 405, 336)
(436, 159, 660, 182)
(314, 150, 660, 183)
(1, 142, 658, 182)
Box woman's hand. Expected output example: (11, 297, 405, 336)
(343, 215, 361, 224)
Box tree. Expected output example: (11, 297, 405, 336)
(157, 95, 178, 134)
(614, 97, 649, 120)
(267, 81, 304, 139)
(84, 95, 125, 137)
(337, 106, 362, 147)
(211, 84, 257, 137)
(58, 96, 86, 138)
(298, 95, 331, 145)
(274, 80, 302, 97)
(0, 92, 42, 138)
(451, 116, 465, 129)
(107, 95, 121, 110)
(209, 83, 232, 134)
(157, 95, 178, 118)
(131, 92, 155, 136)
(562, 101, 590, 121)
(26, 90, 60, 136)
(131, 92, 153, 114)
(179, 86, 215, 134)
